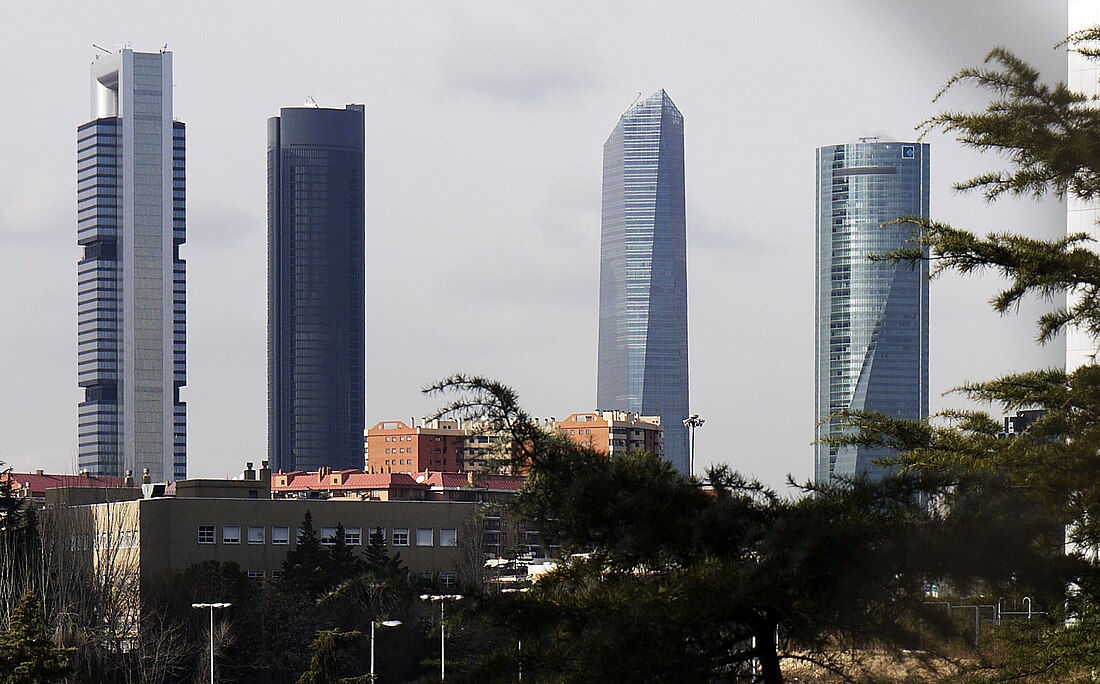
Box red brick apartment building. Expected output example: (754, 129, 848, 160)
(366, 419, 467, 473)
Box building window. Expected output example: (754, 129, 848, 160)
(320, 527, 338, 545)
(392, 528, 409, 546)
(272, 569, 285, 581)
(247, 527, 265, 545)
(439, 529, 457, 547)
(345, 527, 362, 545)
(272, 527, 290, 545)
(223, 525, 241, 545)
(416, 528, 433, 547)
(440, 571, 457, 588)
(198, 525, 215, 545)
(247, 570, 266, 584)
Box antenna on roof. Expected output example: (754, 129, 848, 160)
(305, 96, 319, 108)
(92, 44, 111, 55)
(858, 136, 881, 143)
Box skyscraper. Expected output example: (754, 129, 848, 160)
(1068, 0, 1100, 372)
(268, 105, 365, 473)
(78, 48, 186, 482)
(815, 140, 929, 483)
(597, 90, 690, 474)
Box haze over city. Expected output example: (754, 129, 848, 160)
(0, 1, 1068, 487)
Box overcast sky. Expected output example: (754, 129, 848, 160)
(0, 1, 1071, 488)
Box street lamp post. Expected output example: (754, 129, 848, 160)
(683, 414, 705, 477)
(191, 602, 230, 684)
(420, 594, 463, 681)
(370, 619, 402, 682)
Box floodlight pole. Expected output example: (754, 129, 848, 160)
(370, 619, 402, 682)
(421, 594, 463, 681)
(191, 602, 230, 684)
(683, 414, 705, 477)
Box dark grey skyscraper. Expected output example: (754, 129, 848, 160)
(597, 90, 690, 474)
(815, 140, 929, 483)
(268, 105, 365, 473)
(78, 48, 186, 482)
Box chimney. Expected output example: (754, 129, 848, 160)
(243, 462, 256, 481)
(467, 471, 476, 487)
(260, 460, 271, 482)
(124, 470, 134, 488)
(34, 469, 44, 476)
(142, 468, 151, 485)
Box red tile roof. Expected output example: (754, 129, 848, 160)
(271, 469, 525, 493)
(415, 471, 526, 492)
(273, 471, 426, 492)
(3, 472, 133, 498)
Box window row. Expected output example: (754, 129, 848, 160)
(197, 525, 457, 548)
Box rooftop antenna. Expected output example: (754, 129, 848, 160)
(305, 96, 319, 108)
(92, 44, 111, 55)
(858, 136, 881, 143)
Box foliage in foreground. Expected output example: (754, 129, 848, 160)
(833, 26, 1100, 683)
(424, 377, 1061, 684)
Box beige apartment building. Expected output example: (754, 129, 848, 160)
(558, 411, 664, 458)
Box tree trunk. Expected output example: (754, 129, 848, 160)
(756, 623, 783, 684)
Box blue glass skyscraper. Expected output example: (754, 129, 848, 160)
(597, 90, 690, 474)
(78, 49, 186, 482)
(268, 105, 365, 474)
(815, 141, 929, 483)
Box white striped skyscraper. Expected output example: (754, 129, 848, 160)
(77, 49, 186, 481)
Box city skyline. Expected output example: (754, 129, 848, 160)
(0, 2, 1066, 488)
(814, 141, 929, 483)
(268, 105, 366, 474)
(76, 48, 186, 482)
(597, 90, 690, 474)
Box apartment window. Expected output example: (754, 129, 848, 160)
(247, 527, 265, 545)
(439, 529, 458, 547)
(392, 528, 409, 546)
(272, 527, 290, 545)
(416, 528, 434, 547)
(247, 570, 266, 583)
(223, 525, 241, 545)
(345, 527, 362, 545)
(320, 527, 338, 545)
(272, 569, 285, 581)
(198, 525, 215, 545)
(440, 571, 457, 588)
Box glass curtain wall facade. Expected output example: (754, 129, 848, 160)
(268, 105, 366, 473)
(597, 90, 690, 473)
(78, 49, 186, 482)
(815, 141, 929, 483)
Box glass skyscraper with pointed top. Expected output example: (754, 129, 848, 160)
(77, 48, 186, 482)
(597, 90, 690, 474)
(815, 140, 929, 483)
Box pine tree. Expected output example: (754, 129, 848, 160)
(281, 510, 329, 597)
(325, 523, 362, 586)
(0, 593, 73, 684)
(296, 629, 367, 684)
(362, 527, 405, 580)
(824, 27, 1100, 682)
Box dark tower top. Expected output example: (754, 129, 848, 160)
(268, 105, 366, 473)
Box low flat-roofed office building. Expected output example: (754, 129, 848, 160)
(68, 495, 478, 599)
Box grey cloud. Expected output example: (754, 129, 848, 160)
(439, 4, 607, 103)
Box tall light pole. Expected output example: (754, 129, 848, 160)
(191, 602, 230, 684)
(683, 414, 705, 477)
(420, 594, 463, 681)
(370, 619, 402, 682)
